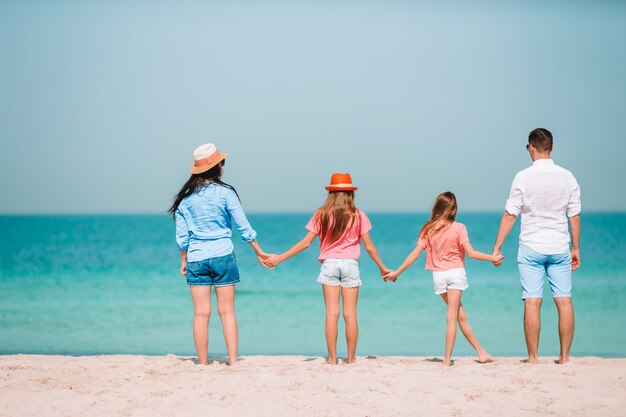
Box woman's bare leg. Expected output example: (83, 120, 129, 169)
(341, 287, 359, 364)
(322, 285, 341, 364)
(190, 286, 212, 365)
(443, 289, 462, 366)
(216, 285, 238, 365)
(440, 293, 494, 363)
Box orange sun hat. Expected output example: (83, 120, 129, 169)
(189, 143, 228, 174)
(325, 172, 358, 191)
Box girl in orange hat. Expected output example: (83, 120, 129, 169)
(265, 173, 389, 364)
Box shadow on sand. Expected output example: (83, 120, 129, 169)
(302, 357, 358, 365)
(176, 356, 245, 365)
(424, 357, 455, 366)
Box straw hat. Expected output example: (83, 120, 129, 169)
(189, 144, 229, 174)
(325, 173, 358, 191)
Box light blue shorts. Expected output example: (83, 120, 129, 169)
(518, 244, 572, 299)
(317, 258, 361, 288)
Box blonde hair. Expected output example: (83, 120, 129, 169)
(419, 192, 458, 240)
(314, 191, 360, 246)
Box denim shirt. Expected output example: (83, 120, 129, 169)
(175, 182, 257, 262)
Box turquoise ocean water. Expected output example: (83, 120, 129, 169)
(0, 213, 624, 358)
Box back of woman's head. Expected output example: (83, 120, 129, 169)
(419, 192, 458, 239)
(315, 191, 359, 245)
(168, 162, 238, 216)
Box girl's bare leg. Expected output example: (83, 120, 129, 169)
(440, 293, 494, 363)
(215, 285, 238, 365)
(341, 287, 359, 364)
(322, 284, 341, 364)
(190, 286, 212, 365)
(443, 289, 462, 366)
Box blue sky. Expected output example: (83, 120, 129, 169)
(1, 0, 625, 213)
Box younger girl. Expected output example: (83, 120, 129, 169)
(384, 192, 503, 366)
(265, 173, 389, 364)
(169, 143, 269, 366)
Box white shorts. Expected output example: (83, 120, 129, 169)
(317, 258, 361, 288)
(432, 267, 469, 295)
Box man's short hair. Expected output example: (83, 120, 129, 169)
(528, 128, 553, 153)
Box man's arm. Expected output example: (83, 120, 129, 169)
(492, 211, 517, 265)
(569, 214, 581, 270)
(567, 175, 581, 271)
(494, 172, 523, 265)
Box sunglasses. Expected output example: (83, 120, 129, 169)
(526, 144, 530, 150)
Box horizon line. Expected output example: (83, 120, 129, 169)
(0, 210, 624, 217)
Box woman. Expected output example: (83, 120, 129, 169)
(169, 143, 268, 365)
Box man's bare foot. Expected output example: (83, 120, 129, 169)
(346, 357, 356, 364)
(442, 359, 452, 366)
(326, 357, 337, 365)
(558, 356, 569, 364)
(524, 357, 539, 364)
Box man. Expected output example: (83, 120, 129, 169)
(493, 128, 581, 364)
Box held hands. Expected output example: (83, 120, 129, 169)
(255, 251, 282, 271)
(383, 270, 400, 282)
(380, 267, 394, 282)
(257, 252, 271, 268)
(492, 249, 504, 267)
(263, 254, 283, 270)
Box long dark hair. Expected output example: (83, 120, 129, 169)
(168, 161, 239, 217)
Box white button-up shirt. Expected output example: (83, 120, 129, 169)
(505, 159, 581, 254)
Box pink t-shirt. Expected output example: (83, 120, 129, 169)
(305, 210, 372, 262)
(417, 222, 470, 271)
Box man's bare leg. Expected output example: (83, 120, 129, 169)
(554, 297, 574, 364)
(524, 298, 542, 364)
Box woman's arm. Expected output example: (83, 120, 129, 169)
(463, 241, 504, 263)
(249, 241, 270, 267)
(223, 190, 270, 266)
(179, 250, 187, 275)
(383, 244, 425, 282)
(175, 208, 190, 276)
(361, 233, 389, 276)
(175, 208, 190, 252)
(225, 190, 258, 243)
(265, 232, 317, 268)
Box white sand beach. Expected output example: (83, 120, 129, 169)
(1, 355, 625, 417)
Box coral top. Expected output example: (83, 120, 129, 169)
(305, 210, 372, 262)
(417, 222, 469, 271)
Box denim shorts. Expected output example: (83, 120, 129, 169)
(432, 267, 469, 295)
(186, 252, 240, 287)
(518, 244, 572, 299)
(317, 258, 361, 288)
